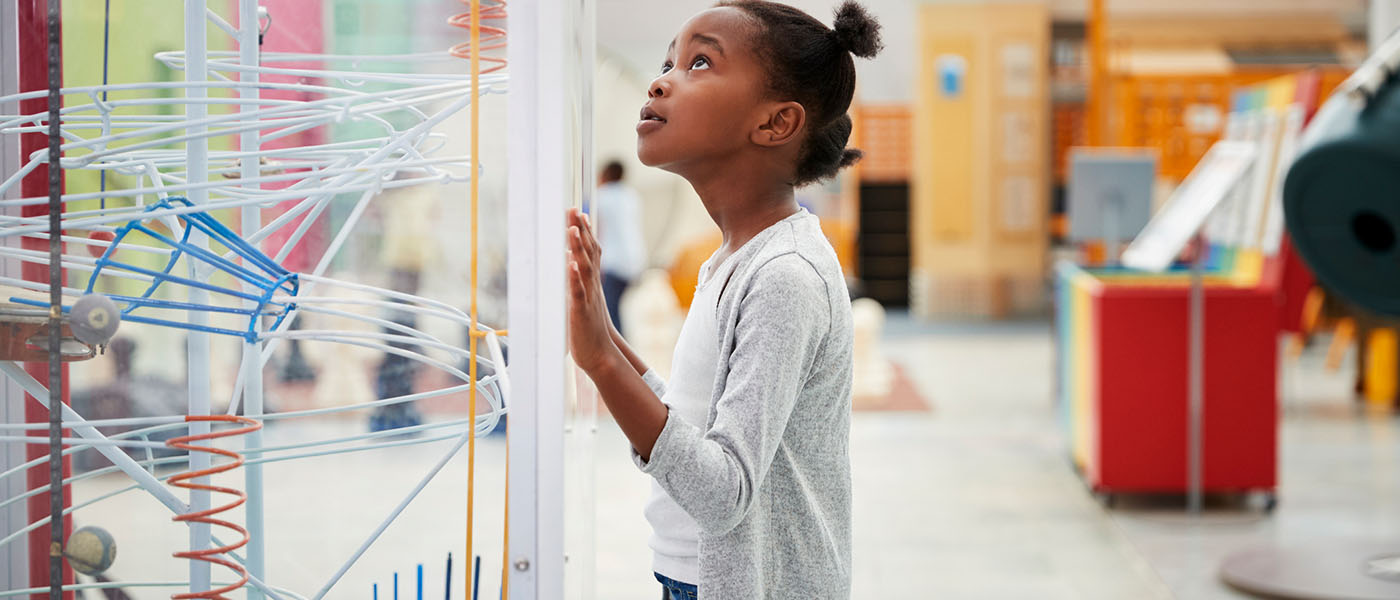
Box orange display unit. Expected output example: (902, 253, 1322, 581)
(1057, 265, 1278, 500)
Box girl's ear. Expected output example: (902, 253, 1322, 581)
(751, 101, 805, 148)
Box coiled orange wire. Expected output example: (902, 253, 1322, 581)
(165, 415, 263, 600)
(447, 0, 508, 73)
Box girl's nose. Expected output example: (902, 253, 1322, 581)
(648, 76, 668, 99)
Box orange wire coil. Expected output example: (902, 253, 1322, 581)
(447, 0, 508, 72)
(165, 415, 263, 600)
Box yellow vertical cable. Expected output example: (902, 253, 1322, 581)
(500, 394, 510, 597)
(467, 0, 480, 596)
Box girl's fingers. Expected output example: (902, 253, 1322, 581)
(579, 214, 601, 261)
(585, 220, 601, 260)
(569, 226, 589, 256)
(569, 262, 584, 299)
(568, 227, 593, 269)
(576, 249, 593, 279)
(571, 208, 589, 235)
(570, 231, 600, 278)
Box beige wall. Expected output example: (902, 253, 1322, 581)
(598, 0, 1365, 106)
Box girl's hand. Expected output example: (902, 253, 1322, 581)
(567, 208, 618, 374)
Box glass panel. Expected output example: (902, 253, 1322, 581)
(0, 0, 535, 597)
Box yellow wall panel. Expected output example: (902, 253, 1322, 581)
(920, 36, 978, 241)
(912, 3, 1050, 318)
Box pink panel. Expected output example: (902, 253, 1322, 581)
(240, 0, 326, 272)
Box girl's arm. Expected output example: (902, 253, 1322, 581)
(568, 209, 668, 460)
(608, 322, 652, 378)
(608, 323, 669, 401)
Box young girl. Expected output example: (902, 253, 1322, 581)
(566, 2, 881, 597)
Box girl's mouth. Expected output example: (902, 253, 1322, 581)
(638, 106, 667, 133)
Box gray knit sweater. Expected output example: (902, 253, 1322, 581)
(633, 209, 853, 599)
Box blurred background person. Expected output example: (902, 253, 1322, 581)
(594, 159, 648, 336)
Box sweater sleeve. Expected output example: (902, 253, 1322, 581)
(634, 253, 830, 535)
(641, 369, 668, 400)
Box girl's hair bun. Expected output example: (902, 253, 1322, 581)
(832, 1, 883, 59)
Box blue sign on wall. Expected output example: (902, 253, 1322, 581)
(937, 54, 968, 99)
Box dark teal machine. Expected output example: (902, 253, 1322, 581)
(1284, 57, 1400, 316)
(1230, 34, 1400, 600)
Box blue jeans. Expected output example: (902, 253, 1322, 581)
(654, 572, 698, 600)
(601, 271, 629, 334)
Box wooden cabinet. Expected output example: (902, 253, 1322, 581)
(912, 3, 1050, 318)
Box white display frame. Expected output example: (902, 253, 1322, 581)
(1, 0, 577, 595)
(506, 0, 594, 597)
(1121, 140, 1257, 273)
(0, 0, 28, 584)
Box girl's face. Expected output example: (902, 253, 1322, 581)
(636, 8, 770, 172)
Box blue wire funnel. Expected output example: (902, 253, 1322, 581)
(12, 197, 298, 342)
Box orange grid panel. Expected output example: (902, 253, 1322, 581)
(856, 104, 913, 183)
(1103, 68, 1348, 181)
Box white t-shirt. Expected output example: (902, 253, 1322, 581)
(644, 250, 738, 583)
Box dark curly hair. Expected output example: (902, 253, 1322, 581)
(718, 0, 883, 187)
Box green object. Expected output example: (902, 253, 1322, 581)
(65, 526, 116, 575)
(1284, 73, 1400, 316)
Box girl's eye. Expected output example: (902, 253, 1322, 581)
(691, 56, 711, 70)
(660, 61, 673, 75)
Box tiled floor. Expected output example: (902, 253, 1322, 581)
(57, 318, 1400, 599)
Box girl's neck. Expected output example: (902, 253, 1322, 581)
(688, 168, 800, 258)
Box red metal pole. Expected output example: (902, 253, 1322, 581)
(17, 1, 73, 597)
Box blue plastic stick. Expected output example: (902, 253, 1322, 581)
(472, 556, 480, 600)
(100, 294, 254, 315)
(417, 564, 423, 600)
(394, 572, 399, 600)
(445, 553, 453, 600)
(374, 583, 378, 600)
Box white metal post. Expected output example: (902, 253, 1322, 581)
(568, 0, 598, 596)
(507, 0, 570, 596)
(236, 0, 266, 596)
(0, 0, 28, 588)
(183, 0, 213, 593)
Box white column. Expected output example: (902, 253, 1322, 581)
(507, 0, 569, 596)
(0, 0, 29, 589)
(236, 1, 266, 597)
(183, 0, 212, 594)
(569, 0, 599, 594)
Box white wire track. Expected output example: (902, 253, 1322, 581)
(0, 3, 508, 597)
